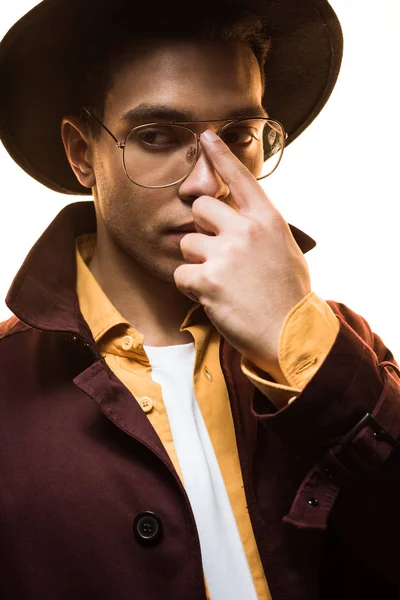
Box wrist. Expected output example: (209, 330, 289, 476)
(248, 356, 290, 386)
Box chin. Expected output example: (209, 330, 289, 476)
(143, 255, 185, 285)
(158, 269, 177, 284)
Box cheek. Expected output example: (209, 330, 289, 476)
(92, 146, 181, 246)
(244, 152, 264, 180)
(94, 166, 169, 239)
(94, 145, 127, 191)
(94, 147, 137, 214)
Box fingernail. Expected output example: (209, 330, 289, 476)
(201, 129, 219, 142)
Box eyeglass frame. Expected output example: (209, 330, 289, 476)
(82, 107, 288, 189)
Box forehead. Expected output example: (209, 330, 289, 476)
(104, 39, 264, 124)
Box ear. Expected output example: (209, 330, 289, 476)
(61, 116, 96, 189)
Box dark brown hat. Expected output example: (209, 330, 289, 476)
(0, 0, 343, 196)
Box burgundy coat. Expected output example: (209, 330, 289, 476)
(1, 201, 400, 600)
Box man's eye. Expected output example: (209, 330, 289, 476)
(221, 128, 256, 146)
(136, 128, 180, 149)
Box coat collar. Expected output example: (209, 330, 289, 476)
(6, 201, 96, 343)
(6, 200, 316, 341)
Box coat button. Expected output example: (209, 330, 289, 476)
(133, 511, 163, 545)
(308, 497, 319, 507)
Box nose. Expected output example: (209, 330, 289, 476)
(178, 141, 230, 204)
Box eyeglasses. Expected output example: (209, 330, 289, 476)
(82, 108, 287, 189)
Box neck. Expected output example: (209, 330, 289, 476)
(87, 231, 194, 347)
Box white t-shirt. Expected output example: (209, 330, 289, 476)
(144, 342, 258, 600)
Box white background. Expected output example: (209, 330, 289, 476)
(1, 1, 399, 357)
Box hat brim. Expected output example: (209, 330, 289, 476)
(0, 0, 343, 195)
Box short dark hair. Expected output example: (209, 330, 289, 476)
(79, 5, 271, 138)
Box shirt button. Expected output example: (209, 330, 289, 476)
(122, 335, 134, 351)
(139, 396, 154, 413)
(133, 511, 163, 545)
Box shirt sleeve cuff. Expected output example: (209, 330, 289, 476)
(278, 291, 340, 389)
(240, 292, 340, 408)
(241, 357, 301, 409)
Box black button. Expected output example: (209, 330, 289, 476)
(308, 497, 319, 507)
(133, 511, 163, 545)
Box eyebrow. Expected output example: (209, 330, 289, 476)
(120, 103, 269, 124)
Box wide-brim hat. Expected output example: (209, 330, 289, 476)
(0, 0, 343, 196)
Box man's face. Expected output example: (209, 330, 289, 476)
(90, 39, 265, 283)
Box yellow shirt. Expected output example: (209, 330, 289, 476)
(75, 233, 339, 599)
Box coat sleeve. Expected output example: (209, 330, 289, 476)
(250, 300, 400, 535)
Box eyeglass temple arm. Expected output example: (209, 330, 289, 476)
(81, 108, 121, 146)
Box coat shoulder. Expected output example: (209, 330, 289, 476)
(0, 316, 31, 341)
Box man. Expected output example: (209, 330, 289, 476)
(0, 0, 399, 599)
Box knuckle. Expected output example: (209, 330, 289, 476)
(241, 218, 263, 240)
(192, 196, 213, 217)
(221, 238, 237, 256)
(269, 212, 286, 232)
(173, 266, 183, 287)
(229, 167, 250, 187)
(179, 236, 188, 252)
(203, 262, 222, 292)
(192, 195, 207, 209)
(259, 210, 286, 236)
(179, 232, 194, 252)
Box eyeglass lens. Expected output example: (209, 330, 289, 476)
(123, 119, 284, 187)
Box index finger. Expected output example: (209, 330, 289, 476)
(199, 128, 274, 214)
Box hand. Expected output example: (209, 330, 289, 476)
(173, 129, 311, 374)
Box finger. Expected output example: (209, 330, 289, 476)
(174, 263, 206, 302)
(200, 129, 277, 215)
(192, 195, 243, 235)
(180, 231, 218, 263)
